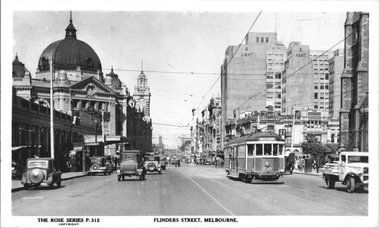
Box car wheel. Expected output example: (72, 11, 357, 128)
(325, 175, 335, 189)
(57, 181, 61, 187)
(159, 171, 161, 174)
(118, 175, 121, 181)
(347, 177, 355, 193)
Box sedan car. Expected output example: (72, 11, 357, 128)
(88, 156, 113, 175)
(21, 158, 62, 189)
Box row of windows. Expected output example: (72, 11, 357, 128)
(315, 84, 329, 90)
(314, 92, 329, 99)
(225, 144, 284, 157)
(257, 36, 269, 43)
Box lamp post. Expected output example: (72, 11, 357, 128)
(94, 118, 98, 156)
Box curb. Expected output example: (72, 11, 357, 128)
(12, 173, 88, 193)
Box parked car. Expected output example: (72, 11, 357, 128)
(159, 156, 168, 170)
(320, 152, 368, 193)
(88, 156, 113, 175)
(21, 158, 62, 189)
(117, 150, 145, 181)
(144, 155, 162, 174)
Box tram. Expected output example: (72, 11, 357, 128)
(224, 131, 285, 183)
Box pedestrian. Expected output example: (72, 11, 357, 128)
(189, 157, 195, 167)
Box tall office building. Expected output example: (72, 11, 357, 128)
(310, 50, 334, 111)
(266, 43, 287, 113)
(282, 42, 314, 114)
(221, 32, 280, 146)
(328, 49, 344, 119)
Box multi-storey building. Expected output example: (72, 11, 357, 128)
(310, 50, 334, 111)
(328, 49, 345, 119)
(266, 43, 287, 113)
(282, 42, 314, 114)
(340, 12, 369, 152)
(12, 13, 152, 168)
(221, 32, 281, 147)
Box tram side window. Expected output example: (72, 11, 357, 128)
(238, 146, 245, 157)
(256, 144, 263, 156)
(273, 144, 278, 156)
(247, 144, 254, 156)
(264, 144, 272, 155)
(279, 144, 284, 155)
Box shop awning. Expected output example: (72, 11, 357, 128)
(12, 145, 41, 151)
(83, 135, 130, 146)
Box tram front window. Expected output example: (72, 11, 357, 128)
(264, 144, 272, 155)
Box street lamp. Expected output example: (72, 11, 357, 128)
(94, 118, 98, 156)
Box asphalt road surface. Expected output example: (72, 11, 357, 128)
(12, 165, 368, 216)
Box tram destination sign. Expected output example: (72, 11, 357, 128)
(259, 137, 276, 141)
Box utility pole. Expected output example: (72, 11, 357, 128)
(291, 106, 296, 151)
(50, 57, 55, 159)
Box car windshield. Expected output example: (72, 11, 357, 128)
(28, 161, 48, 168)
(348, 156, 368, 164)
(122, 154, 136, 162)
(90, 157, 104, 165)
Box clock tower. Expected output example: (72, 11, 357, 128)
(133, 69, 151, 116)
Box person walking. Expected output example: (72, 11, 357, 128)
(189, 157, 195, 167)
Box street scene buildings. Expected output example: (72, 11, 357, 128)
(5, 8, 376, 228)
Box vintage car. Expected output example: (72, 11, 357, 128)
(170, 157, 181, 167)
(117, 150, 145, 181)
(159, 156, 168, 170)
(21, 158, 62, 189)
(321, 152, 368, 193)
(88, 156, 113, 175)
(144, 155, 162, 174)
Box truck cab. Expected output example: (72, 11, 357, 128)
(321, 152, 368, 193)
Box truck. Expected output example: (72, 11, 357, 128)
(320, 152, 368, 193)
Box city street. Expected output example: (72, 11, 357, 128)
(12, 165, 368, 216)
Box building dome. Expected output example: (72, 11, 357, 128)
(37, 14, 102, 74)
(12, 54, 28, 78)
(105, 66, 121, 89)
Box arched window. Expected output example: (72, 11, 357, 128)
(41, 57, 49, 70)
(85, 58, 94, 70)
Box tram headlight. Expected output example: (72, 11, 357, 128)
(265, 162, 270, 167)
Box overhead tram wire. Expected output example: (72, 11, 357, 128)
(223, 22, 368, 120)
(195, 11, 263, 114)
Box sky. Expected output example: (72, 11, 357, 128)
(5, 1, 377, 148)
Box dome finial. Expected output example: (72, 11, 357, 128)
(65, 11, 77, 39)
(141, 61, 144, 73)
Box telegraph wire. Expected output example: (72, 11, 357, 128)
(223, 22, 368, 121)
(195, 11, 263, 115)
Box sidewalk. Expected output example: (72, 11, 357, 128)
(12, 171, 87, 192)
(292, 169, 323, 177)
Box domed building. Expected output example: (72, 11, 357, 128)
(35, 13, 103, 82)
(12, 12, 152, 170)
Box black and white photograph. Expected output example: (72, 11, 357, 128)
(1, 0, 379, 227)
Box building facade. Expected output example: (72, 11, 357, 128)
(282, 42, 314, 114)
(339, 12, 369, 152)
(12, 13, 152, 168)
(266, 43, 287, 113)
(221, 32, 280, 148)
(310, 50, 334, 111)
